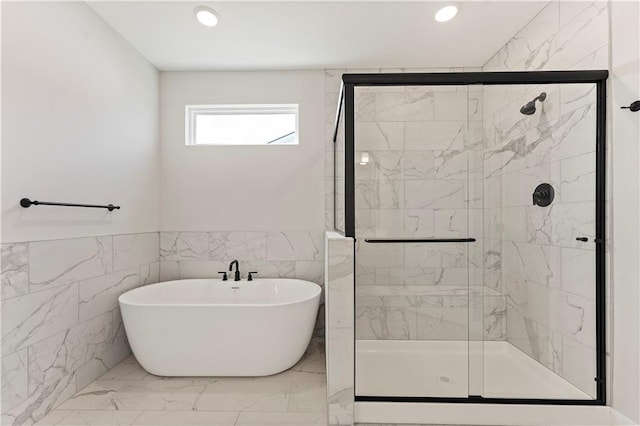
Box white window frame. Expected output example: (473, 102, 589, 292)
(185, 104, 299, 146)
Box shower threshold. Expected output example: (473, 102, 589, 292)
(354, 401, 633, 426)
(356, 340, 590, 400)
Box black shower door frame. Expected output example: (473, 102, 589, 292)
(337, 70, 608, 406)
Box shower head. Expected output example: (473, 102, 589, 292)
(520, 101, 537, 115)
(520, 92, 547, 116)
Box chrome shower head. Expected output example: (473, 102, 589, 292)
(520, 92, 547, 116)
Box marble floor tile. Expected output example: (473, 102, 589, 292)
(236, 411, 327, 425)
(262, 337, 327, 384)
(59, 380, 206, 411)
(39, 338, 327, 424)
(34, 410, 142, 425)
(196, 380, 291, 412)
(260, 366, 326, 385)
(288, 382, 328, 413)
(95, 356, 155, 381)
(294, 337, 327, 373)
(133, 411, 240, 425)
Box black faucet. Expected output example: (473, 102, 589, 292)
(228, 260, 241, 282)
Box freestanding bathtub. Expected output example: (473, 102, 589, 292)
(118, 278, 321, 377)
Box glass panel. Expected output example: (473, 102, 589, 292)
(354, 85, 471, 398)
(334, 95, 346, 234)
(467, 83, 485, 397)
(480, 83, 597, 400)
(195, 113, 296, 145)
(186, 104, 298, 145)
(349, 78, 600, 402)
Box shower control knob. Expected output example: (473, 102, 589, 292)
(532, 183, 555, 207)
(576, 237, 589, 242)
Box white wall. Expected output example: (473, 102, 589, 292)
(1, 1, 160, 243)
(1, 2, 161, 423)
(160, 71, 324, 233)
(610, 0, 640, 422)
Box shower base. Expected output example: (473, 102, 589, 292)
(356, 339, 590, 400)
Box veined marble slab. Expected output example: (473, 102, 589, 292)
(1, 243, 29, 300)
(28, 313, 113, 398)
(114, 233, 159, 271)
(356, 285, 504, 298)
(29, 237, 112, 293)
(267, 232, 324, 261)
(1, 349, 28, 412)
(325, 232, 354, 426)
(2, 284, 78, 356)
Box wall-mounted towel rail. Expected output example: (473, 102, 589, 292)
(364, 238, 476, 243)
(20, 198, 120, 211)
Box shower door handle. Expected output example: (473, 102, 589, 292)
(364, 238, 476, 243)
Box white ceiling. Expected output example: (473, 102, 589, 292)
(87, 1, 549, 71)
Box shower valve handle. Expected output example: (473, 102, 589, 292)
(576, 237, 589, 242)
(532, 183, 554, 207)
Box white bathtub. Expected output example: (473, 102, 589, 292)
(119, 278, 321, 377)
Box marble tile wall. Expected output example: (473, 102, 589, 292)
(1, 232, 160, 425)
(355, 284, 506, 342)
(483, 2, 609, 73)
(481, 0, 607, 398)
(325, 232, 355, 426)
(158, 231, 326, 335)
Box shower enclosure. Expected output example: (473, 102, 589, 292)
(332, 71, 607, 404)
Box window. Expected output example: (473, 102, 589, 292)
(186, 104, 299, 146)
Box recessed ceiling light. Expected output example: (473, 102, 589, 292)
(435, 5, 458, 22)
(194, 6, 219, 27)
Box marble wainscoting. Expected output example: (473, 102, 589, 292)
(159, 230, 326, 336)
(1, 233, 160, 425)
(325, 232, 355, 426)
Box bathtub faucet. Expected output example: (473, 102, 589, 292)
(228, 260, 241, 281)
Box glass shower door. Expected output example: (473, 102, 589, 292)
(479, 82, 598, 400)
(353, 84, 475, 398)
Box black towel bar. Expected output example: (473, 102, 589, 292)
(20, 198, 120, 211)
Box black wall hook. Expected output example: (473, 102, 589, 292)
(621, 100, 640, 112)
